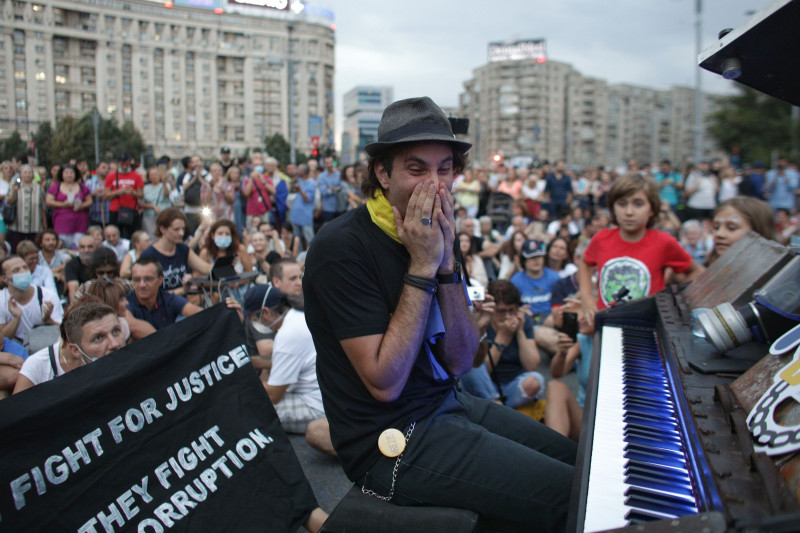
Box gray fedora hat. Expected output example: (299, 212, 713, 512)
(364, 97, 472, 156)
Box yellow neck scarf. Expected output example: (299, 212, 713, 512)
(366, 190, 402, 244)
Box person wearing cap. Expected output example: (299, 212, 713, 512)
(510, 238, 562, 356)
(218, 146, 235, 175)
(104, 153, 144, 240)
(304, 96, 575, 531)
(242, 279, 335, 457)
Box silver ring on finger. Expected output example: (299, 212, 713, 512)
(420, 217, 431, 226)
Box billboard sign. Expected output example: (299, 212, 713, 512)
(488, 39, 547, 63)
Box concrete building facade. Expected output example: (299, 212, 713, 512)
(0, 0, 335, 160)
(459, 55, 723, 169)
(340, 85, 392, 164)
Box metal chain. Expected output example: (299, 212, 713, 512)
(361, 422, 416, 502)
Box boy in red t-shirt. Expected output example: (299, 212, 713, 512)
(578, 173, 703, 322)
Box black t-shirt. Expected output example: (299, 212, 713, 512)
(304, 206, 455, 481)
(64, 257, 92, 285)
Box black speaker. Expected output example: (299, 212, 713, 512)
(448, 117, 469, 136)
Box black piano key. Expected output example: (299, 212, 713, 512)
(625, 425, 683, 444)
(623, 406, 678, 424)
(624, 396, 674, 411)
(626, 505, 681, 523)
(626, 459, 692, 480)
(625, 442, 686, 462)
(624, 392, 674, 408)
(625, 434, 684, 453)
(625, 491, 698, 515)
(625, 482, 698, 507)
(626, 470, 694, 492)
(624, 449, 687, 469)
(625, 474, 696, 497)
(623, 401, 675, 419)
(624, 413, 679, 432)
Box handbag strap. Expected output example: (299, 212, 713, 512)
(48, 344, 58, 376)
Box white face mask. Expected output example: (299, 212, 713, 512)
(254, 308, 288, 334)
(72, 343, 98, 363)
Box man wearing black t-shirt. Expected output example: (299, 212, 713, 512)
(64, 235, 95, 304)
(304, 97, 576, 532)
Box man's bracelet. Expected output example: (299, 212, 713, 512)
(403, 273, 438, 295)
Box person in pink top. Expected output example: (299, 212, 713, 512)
(496, 167, 524, 199)
(45, 164, 92, 250)
(243, 159, 277, 228)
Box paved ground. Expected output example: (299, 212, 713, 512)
(290, 355, 580, 530)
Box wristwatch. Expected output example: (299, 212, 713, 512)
(436, 262, 462, 284)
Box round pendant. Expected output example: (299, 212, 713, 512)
(378, 428, 406, 457)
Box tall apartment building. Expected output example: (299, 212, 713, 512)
(0, 0, 335, 160)
(459, 39, 723, 168)
(340, 85, 392, 164)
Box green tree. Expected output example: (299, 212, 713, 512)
(32, 121, 54, 168)
(1, 131, 27, 162)
(117, 120, 145, 160)
(708, 86, 800, 164)
(49, 116, 91, 163)
(264, 133, 291, 166)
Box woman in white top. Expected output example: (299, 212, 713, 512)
(458, 232, 488, 288)
(497, 230, 527, 280)
(120, 230, 152, 279)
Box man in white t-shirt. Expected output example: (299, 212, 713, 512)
(14, 302, 124, 393)
(0, 255, 63, 347)
(258, 259, 334, 456)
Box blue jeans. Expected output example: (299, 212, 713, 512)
(458, 365, 499, 401)
(500, 371, 546, 408)
(359, 389, 576, 532)
(293, 223, 315, 250)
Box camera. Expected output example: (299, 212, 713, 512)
(697, 256, 800, 353)
(467, 286, 485, 302)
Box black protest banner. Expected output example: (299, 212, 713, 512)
(0, 305, 317, 532)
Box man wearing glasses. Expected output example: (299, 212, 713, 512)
(125, 256, 202, 331)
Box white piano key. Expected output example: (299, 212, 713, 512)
(583, 326, 629, 533)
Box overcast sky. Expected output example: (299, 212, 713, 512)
(328, 0, 768, 131)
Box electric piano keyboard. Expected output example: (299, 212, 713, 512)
(568, 292, 800, 532)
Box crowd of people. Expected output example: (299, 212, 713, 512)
(0, 115, 796, 530)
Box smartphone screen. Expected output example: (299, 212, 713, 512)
(562, 312, 578, 341)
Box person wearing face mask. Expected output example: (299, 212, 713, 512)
(13, 302, 124, 393)
(198, 219, 254, 275)
(125, 257, 203, 331)
(0, 255, 63, 349)
(241, 282, 336, 457)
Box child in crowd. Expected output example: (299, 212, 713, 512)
(706, 196, 777, 266)
(578, 173, 703, 321)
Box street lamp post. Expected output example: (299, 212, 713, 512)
(694, 0, 703, 162)
(287, 23, 296, 165)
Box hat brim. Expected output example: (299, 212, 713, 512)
(365, 134, 472, 156)
(520, 252, 546, 259)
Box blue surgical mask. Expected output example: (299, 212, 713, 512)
(11, 272, 32, 291)
(214, 236, 232, 249)
(254, 165, 264, 174)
